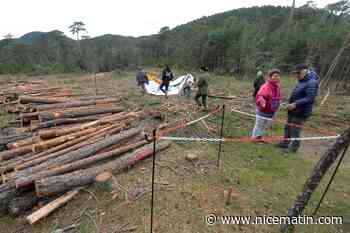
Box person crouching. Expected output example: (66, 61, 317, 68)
(251, 69, 282, 141)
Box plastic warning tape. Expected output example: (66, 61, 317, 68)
(230, 107, 339, 136)
(159, 135, 340, 143)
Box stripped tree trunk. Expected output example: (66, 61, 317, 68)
(35, 141, 171, 197)
(26, 189, 80, 225)
(282, 127, 350, 232)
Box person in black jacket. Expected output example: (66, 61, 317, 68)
(276, 64, 319, 153)
(160, 65, 174, 97)
(253, 68, 265, 98)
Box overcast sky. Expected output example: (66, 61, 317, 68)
(0, 0, 338, 39)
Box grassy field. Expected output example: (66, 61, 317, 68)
(0, 70, 349, 233)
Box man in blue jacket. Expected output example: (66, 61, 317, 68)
(276, 64, 319, 152)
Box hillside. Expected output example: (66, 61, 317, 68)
(0, 3, 350, 91)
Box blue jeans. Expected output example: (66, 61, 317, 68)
(284, 114, 308, 150)
(160, 82, 170, 93)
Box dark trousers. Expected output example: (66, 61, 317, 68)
(284, 114, 308, 150)
(160, 82, 170, 93)
(195, 92, 207, 108)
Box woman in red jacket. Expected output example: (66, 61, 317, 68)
(251, 69, 282, 140)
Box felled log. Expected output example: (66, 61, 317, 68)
(26, 189, 80, 225)
(0, 126, 101, 162)
(0, 182, 16, 214)
(15, 140, 148, 188)
(38, 107, 124, 122)
(35, 141, 171, 197)
(31, 127, 141, 172)
(34, 99, 119, 111)
(19, 96, 67, 104)
(30, 115, 108, 131)
(38, 118, 113, 140)
(7, 136, 40, 149)
(8, 192, 38, 216)
(32, 126, 103, 152)
(0, 146, 33, 162)
(13, 124, 126, 174)
(10, 126, 139, 181)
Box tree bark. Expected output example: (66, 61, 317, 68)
(8, 192, 38, 216)
(15, 140, 148, 188)
(12, 124, 128, 176)
(30, 115, 109, 131)
(34, 99, 119, 111)
(282, 127, 350, 231)
(14, 127, 141, 181)
(0, 182, 16, 215)
(19, 96, 67, 104)
(38, 107, 124, 122)
(35, 141, 171, 197)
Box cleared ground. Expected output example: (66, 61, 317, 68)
(0, 70, 349, 233)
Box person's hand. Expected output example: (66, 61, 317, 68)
(261, 101, 266, 108)
(286, 103, 296, 111)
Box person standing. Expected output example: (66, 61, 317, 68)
(195, 67, 209, 110)
(253, 68, 265, 98)
(159, 64, 174, 97)
(251, 69, 281, 141)
(276, 64, 319, 153)
(136, 67, 149, 95)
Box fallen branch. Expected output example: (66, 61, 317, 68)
(26, 188, 81, 225)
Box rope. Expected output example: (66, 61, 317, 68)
(231, 108, 339, 136)
(159, 135, 340, 143)
(156, 106, 220, 138)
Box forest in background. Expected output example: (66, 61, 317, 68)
(0, 1, 350, 91)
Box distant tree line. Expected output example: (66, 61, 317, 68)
(0, 2, 350, 91)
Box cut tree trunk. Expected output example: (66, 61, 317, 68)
(38, 107, 124, 122)
(0, 182, 16, 215)
(8, 192, 38, 216)
(0, 126, 101, 161)
(14, 124, 122, 172)
(14, 127, 141, 180)
(15, 140, 148, 188)
(30, 114, 111, 131)
(35, 141, 171, 197)
(282, 127, 350, 231)
(34, 99, 119, 111)
(26, 189, 80, 225)
(7, 136, 40, 149)
(19, 96, 67, 104)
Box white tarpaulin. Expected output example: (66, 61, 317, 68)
(144, 74, 194, 96)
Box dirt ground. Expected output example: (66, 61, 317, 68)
(0, 70, 349, 233)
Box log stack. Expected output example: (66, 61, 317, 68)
(0, 81, 172, 223)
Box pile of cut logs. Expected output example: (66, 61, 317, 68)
(0, 81, 171, 224)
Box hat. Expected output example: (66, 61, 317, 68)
(293, 64, 308, 73)
(268, 69, 281, 77)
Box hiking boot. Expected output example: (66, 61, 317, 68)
(275, 141, 289, 149)
(288, 147, 299, 153)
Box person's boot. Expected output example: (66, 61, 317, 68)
(275, 140, 289, 149)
